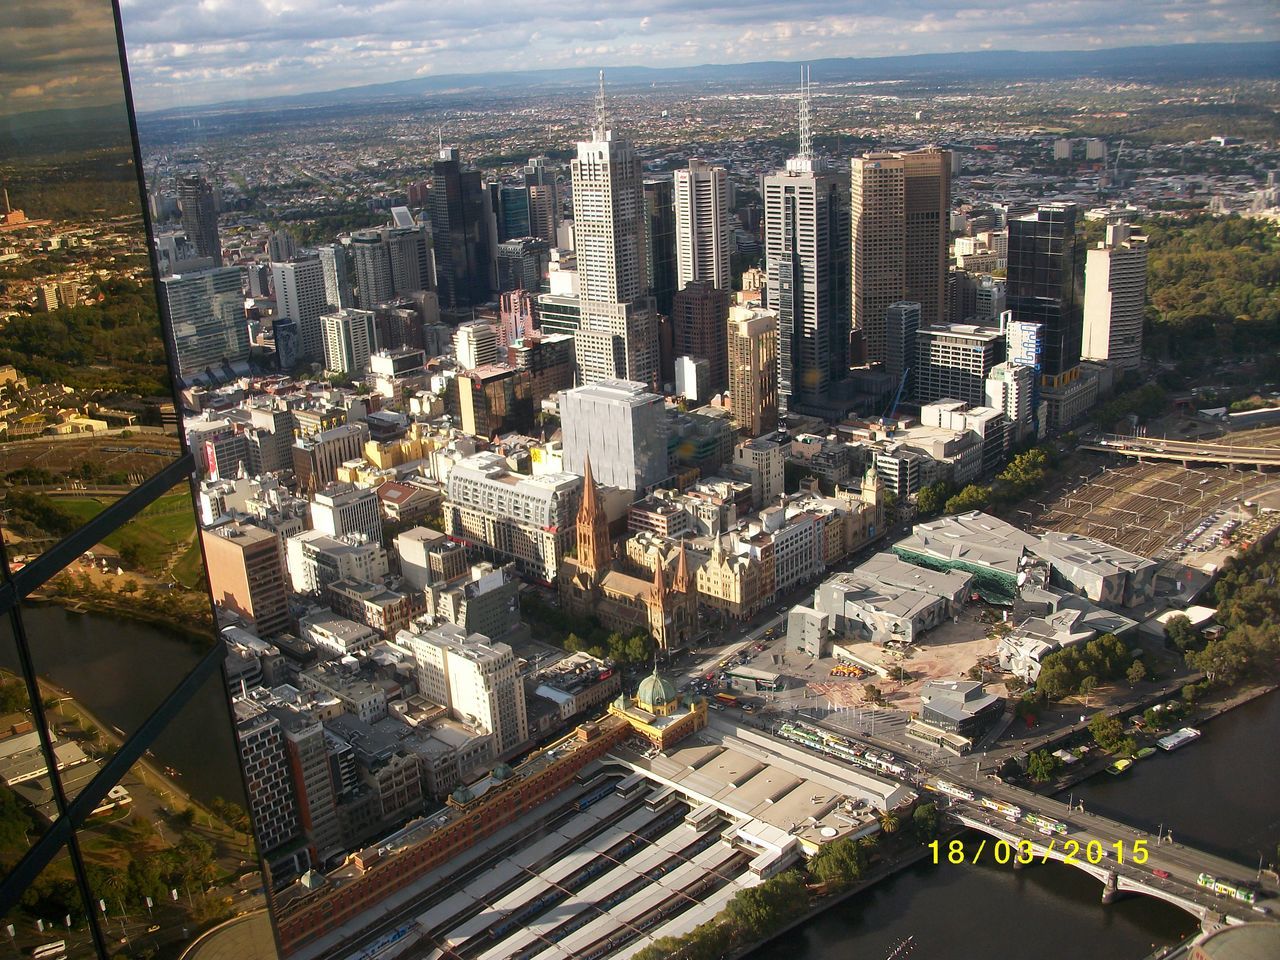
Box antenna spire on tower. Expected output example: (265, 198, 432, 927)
(595, 69, 608, 138)
(798, 65, 813, 160)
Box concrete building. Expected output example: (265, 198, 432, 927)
(321, 308, 377, 378)
(402, 623, 529, 757)
(309, 482, 382, 545)
(273, 256, 329, 363)
(454, 321, 501, 369)
(318, 242, 354, 311)
(914, 323, 1004, 406)
(727, 306, 779, 437)
(160, 267, 248, 379)
(560, 380, 670, 493)
(811, 552, 972, 645)
(985, 361, 1037, 443)
(421, 562, 521, 640)
(298, 609, 380, 659)
(286, 531, 388, 595)
(202, 522, 291, 637)
(884, 302, 920, 399)
(918, 680, 1003, 738)
(1082, 221, 1148, 371)
(764, 78, 849, 412)
(396, 527, 468, 591)
(327, 578, 421, 640)
(571, 299, 660, 389)
(674, 159, 731, 291)
(532, 652, 621, 721)
(444, 452, 582, 583)
(850, 149, 950, 362)
(733, 437, 785, 509)
(674, 356, 711, 404)
(233, 699, 300, 855)
(292, 422, 370, 491)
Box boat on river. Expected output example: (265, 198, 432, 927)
(1106, 757, 1134, 775)
(1157, 727, 1202, 752)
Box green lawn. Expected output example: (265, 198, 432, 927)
(55, 492, 196, 575)
(171, 539, 207, 590)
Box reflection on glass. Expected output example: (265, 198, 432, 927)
(0, 0, 180, 561)
(0, 612, 57, 842)
(77, 668, 276, 960)
(0, 854, 96, 959)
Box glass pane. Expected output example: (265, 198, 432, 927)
(0, 0, 182, 562)
(0, 852, 96, 959)
(0, 611, 57, 849)
(77, 666, 278, 959)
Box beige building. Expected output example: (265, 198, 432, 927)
(1082, 221, 1148, 371)
(727, 305, 779, 437)
(202, 522, 291, 637)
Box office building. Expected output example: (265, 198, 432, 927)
(202, 521, 292, 637)
(914, 323, 1004, 406)
(402, 624, 529, 757)
(350, 229, 395, 308)
(321, 308, 377, 378)
(351, 221, 434, 309)
(498, 288, 537, 347)
(885, 301, 920, 399)
(266, 229, 296, 263)
(448, 364, 534, 438)
(734, 437, 785, 507)
(396, 526, 468, 591)
(1082, 221, 1148, 371)
(496, 236, 549, 293)
(292, 421, 371, 491)
(727, 305, 779, 437)
(524, 156, 562, 243)
(160, 267, 248, 379)
(644, 178, 677, 317)
(764, 74, 850, 412)
(177, 172, 221, 263)
(318, 242, 354, 310)
(850, 148, 950, 363)
(509, 332, 575, 402)
(572, 299, 659, 388)
(233, 700, 300, 855)
(674, 159, 731, 291)
(445, 452, 582, 583)
(560, 380, 670, 492)
(495, 182, 531, 241)
(454, 321, 501, 369)
(671, 279, 731, 393)
(273, 256, 329, 362)
(674, 356, 711, 404)
(310, 482, 382, 545)
(287, 530, 389, 594)
(986, 361, 1037, 442)
(1008, 203, 1084, 380)
(431, 147, 493, 309)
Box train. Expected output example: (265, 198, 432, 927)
(1023, 813, 1068, 835)
(1197, 873, 1258, 905)
(928, 780, 977, 802)
(572, 781, 615, 812)
(978, 797, 1023, 821)
(776, 722, 910, 778)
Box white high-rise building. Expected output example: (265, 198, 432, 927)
(1082, 222, 1148, 371)
(160, 266, 248, 378)
(567, 73, 659, 389)
(318, 242, 354, 310)
(273, 256, 328, 362)
(309, 482, 382, 545)
(320, 308, 377, 378)
(403, 623, 529, 756)
(454, 322, 500, 369)
(764, 69, 849, 413)
(986, 361, 1036, 438)
(560, 380, 669, 492)
(674, 159, 731, 291)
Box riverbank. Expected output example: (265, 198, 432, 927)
(26, 589, 216, 646)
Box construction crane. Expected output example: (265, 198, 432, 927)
(882, 368, 910, 424)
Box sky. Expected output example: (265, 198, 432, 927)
(4, 1, 1279, 119)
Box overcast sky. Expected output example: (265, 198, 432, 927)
(6, 1, 1279, 119)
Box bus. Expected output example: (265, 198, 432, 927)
(978, 797, 1022, 821)
(1023, 813, 1068, 835)
(714, 693, 738, 707)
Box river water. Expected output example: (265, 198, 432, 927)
(1, 603, 246, 806)
(750, 692, 1280, 960)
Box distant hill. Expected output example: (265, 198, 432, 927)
(1, 100, 133, 158)
(139, 40, 1280, 119)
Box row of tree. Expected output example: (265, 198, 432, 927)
(1034, 632, 1140, 701)
(940, 446, 1057, 517)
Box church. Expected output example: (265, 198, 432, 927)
(559, 457, 698, 652)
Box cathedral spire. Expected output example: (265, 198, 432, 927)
(652, 551, 668, 600)
(576, 454, 610, 575)
(673, 541, 691, 594)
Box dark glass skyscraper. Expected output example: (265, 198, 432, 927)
(644, 178, 677, 319)
(430, 148, 493, 310)
(177, 173, 221, 264)
(1007, 203, 1084, 380)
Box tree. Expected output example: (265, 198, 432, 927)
(879, 810, 900, 835)
(1078, 675, 1098, 705)
(946, 484, 992, 514)
(863, 683, 883, 705)
(911, 802, 939, 839)
(1089, 713, 1125, 753)
(1026, 749, 1060, 783)
(119, 578, 139, 594)
(1126, 660, 1148, 686)
(915, 481, 950, 518)
(1164, 614, 1201, 652)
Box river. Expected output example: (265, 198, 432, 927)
(750, 692, 1280, 960)
(1, 603, 245, 806)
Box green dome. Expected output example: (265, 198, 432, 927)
(636, 669, 677, 709)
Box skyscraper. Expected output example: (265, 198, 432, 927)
(177, 172, 221, 263)
(763, 69, 850, 413)
(644, 178, 677, 317)
(560, 380, 670, 492)
(160, 266, 249, 378)
(430, 147, 493, 310)
(350, 230, 395, 308)
(201, 521, 292, 638)
(272, 255, 329, 362)
(1007, 203, 1084, 380)
(496, 236, 550, 292)
(1082, 221, 1148, 371)
(671, 279, 731, 394)
(321, 308, 378, 378)
(318, 242, 354, 310)
(570, 74, 659, 388)
(524, 156, 562, 244)
(674, 159, 731, 291)
(849, 148, 950, 364)
(885, 301, 920, 397)
(727, 305, 779, 437)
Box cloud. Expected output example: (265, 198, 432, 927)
(1, 0, 126, 118)
(93, 1, 1280, 112)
